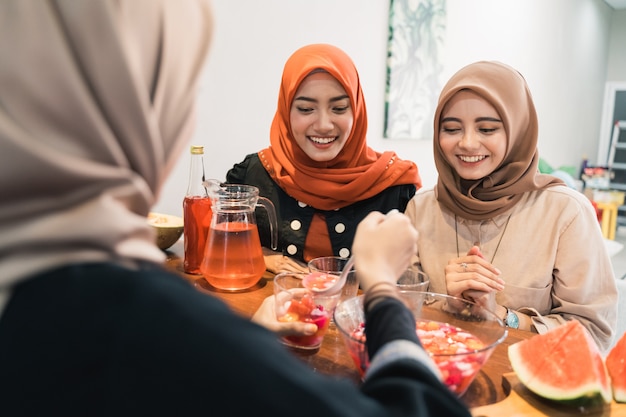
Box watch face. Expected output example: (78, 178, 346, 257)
(507, 311, 520, 329)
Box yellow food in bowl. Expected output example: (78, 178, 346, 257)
(148, 212, 184, 250)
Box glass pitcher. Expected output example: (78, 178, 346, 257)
(200, 182, 277, 291)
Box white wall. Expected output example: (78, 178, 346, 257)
(154, 0, 615, 216)
(607, 10, 626, 80)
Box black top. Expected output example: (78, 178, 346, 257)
(0, 262, 471, 417)
(226, 153, 417, 261)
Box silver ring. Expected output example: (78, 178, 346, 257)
(460, 262, 468, 271)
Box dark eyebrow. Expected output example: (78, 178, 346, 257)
(293, 94, 350, 103)
(441, 116, 502, 123)
(476, 117, 502, 123)
(330, 94, 350, 103)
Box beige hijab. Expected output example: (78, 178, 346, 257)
(434, 61, 563, 220)
(0, 1, 213, 291)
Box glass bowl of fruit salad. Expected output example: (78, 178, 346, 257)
(333, 291, 507, 396)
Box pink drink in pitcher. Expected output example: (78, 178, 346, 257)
(201, 221, 266, 290)
(200, 183, 277, 291)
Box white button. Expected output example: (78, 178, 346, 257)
(298, 201, 307, 208)
(290, 220, 302, 230)
(339, 248, 350, 258)
(334, 223, 346, 233)
(287, 244, 298, 255)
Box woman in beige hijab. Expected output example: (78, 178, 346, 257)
(406, 61, 617, 351)
(0, 2, 472, 416)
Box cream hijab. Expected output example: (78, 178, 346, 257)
(434, 61, 563, 220)
(0, 1, 213, 294)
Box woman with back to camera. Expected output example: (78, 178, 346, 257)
(0, 1, 471, 415)
(405, 61, 617, 351)
(226, 43, 421, 273)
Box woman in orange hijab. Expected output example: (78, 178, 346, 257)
(227, 44, 421, 272)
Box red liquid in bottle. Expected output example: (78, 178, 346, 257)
(183, 196, 212, 274)
(201, 222, 266, 290)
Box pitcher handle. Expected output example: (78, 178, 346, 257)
(256, 196, 278, 250)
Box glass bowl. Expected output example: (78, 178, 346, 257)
(333, 292, 508, 396)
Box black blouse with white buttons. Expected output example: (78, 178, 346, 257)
(226, 153, 416, 262)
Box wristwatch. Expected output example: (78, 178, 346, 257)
(504, 307, 520, 329)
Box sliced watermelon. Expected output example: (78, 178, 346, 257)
(508, 320, 612, 407)
(606, 331, 626, 403)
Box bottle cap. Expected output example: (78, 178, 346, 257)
(191, 145, 204, 155)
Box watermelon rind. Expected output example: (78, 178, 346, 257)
(508, 320, 612, 408)
(614, 388, 626, 404)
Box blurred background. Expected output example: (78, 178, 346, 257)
(151, 0, 626, 273)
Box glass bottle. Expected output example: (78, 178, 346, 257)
(183, 145, 212, 274)
(579, 154, 589, 180)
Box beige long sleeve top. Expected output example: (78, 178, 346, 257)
(405, 186, 618, 352)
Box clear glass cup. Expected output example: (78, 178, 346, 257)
(274, 272, 341, 350)
(308, 256, 359, 303)
(396, 266, 429, 292)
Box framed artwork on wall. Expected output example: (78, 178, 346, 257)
(384, 0, 446, 141)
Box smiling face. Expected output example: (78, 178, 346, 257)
(289, 71, 354, 162)
(439, 90, 507, 180)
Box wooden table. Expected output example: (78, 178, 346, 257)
(162, 241, 534, 409)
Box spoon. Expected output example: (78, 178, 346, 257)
(303, 256, 355, 294)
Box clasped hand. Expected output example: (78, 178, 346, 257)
(445, 245, 505, 312)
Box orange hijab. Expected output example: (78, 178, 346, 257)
(434, 61, 563, 220)
(260, 44, 421, 211)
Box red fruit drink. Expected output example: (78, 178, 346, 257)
(201, 222, 266, 290)
(416, 321, 487, 395)
(183, 196, 212, 274)
(278, 294, 331, 348)
(348, 320, 487, 395)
